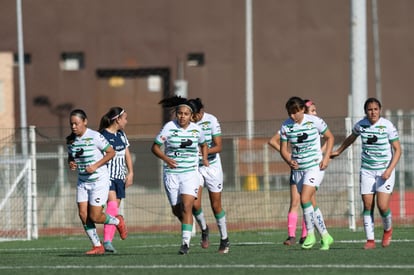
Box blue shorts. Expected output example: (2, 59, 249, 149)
(109, 178, 126, 199)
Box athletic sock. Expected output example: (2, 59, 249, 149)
(381, 209, 392, 231)
(314, 206, 328, 236)
(287, 212, 298, 237)
(105, 214, 119, 225)
(302, 202, 315, 234)
(193, 208, 207, 231)
(215, 210, 228, 240)
(84, 224, 101, 246)
(363, 209, 375, 240)
(104, 201, 118, 242)
(301, 216, 307, 238)
(182, 223, 193, 246)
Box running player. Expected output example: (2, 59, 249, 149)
(66, 109, 127, 255)
(99, 107, 134, 253)
(151, 96, 209, 255)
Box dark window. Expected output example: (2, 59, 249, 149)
(60, 52, 84, 70)
(13, 53, 31, 65)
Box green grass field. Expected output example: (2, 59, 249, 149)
(1, 227, 413, 275)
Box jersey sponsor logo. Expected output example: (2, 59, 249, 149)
(367, 135, 378, 144)
(180, 139, 193, 148)
(75, 148, 84, 158)
(297, 132, 308, 143)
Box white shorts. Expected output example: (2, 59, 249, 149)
(198, 159, 223, 193)
(76, 178, 110, 207)
(163, 170, 199, 206)
(360, 169, 395, 195)
(291, 167, 325, 193)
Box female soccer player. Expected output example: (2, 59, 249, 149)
(188, 98, 230, 254)
(331, 97, 401, 249)
(99, 107, 134, 253)
(269, 99, 331, 247)
(151, 97, 209, 255)
(66, 109, 127, 255)
(279, 97, 334, 250)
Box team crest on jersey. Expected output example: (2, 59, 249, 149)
(84, 137, 93, 145)
(305, 121, 314, 129)
(200, 121, 209, 131)
(376, 125, 386, 134)
(191, 130, 199, 138)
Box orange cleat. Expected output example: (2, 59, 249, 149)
(85, 243, 105, 255)
(382, 228, 392, 248)
(116, 215, 128, 240)
(363, 240, 376, 250)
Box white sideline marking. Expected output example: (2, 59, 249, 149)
(0, 239, 412, 252)
(0, 264, 414, 270)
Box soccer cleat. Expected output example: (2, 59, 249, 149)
(85, 243, 105, 255)
(364, 240, 376, 250)
(299, 236, 306, 244)
(178, 243, 189, 255)
(104, 241, 117, 253)
(301, 232, 316, 249)
(320, 234, 334, 250)
(200, 226, 210, 249)
(218, 238, 230, 254)
(382, 228, 392, 248)
(283, 236, 296, 246)
(116, 215, 128, 240)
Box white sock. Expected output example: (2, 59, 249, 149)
(363, 211, 375, 240)
(215, 210, 228, 240)
(382, 210, 392, 231)
(85, 227, 101, 246)
(303, 203, 315, 235)
(194, 209, 207, 231)
(182, 224, 193, 246)
(314, 207, 328, 237)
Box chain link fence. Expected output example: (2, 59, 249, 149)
(1, 114, 413, 240)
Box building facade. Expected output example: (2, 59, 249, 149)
(0, 0, 413, 137)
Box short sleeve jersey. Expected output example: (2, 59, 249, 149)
(280, 114, 328, 170)
(101, 129, 129, 180)
(67, 128, 111, 182)
(196, 112, 221, 165)
(352, 117, 399, 170)
(154, 120, 206, 174)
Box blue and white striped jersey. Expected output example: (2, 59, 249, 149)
(101, 129, 129, 180)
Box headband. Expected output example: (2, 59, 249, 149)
(177, 104, 194, 113)
(305, 100, 314, 107)
(111, 109, 125, 120)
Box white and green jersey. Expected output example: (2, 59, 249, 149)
(196, 112, 221, 165)
(154, 120, 206, 174)
(280, 114, 328, 171)
(67, 128, 111, 183)
(352, 117, 399, 171)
